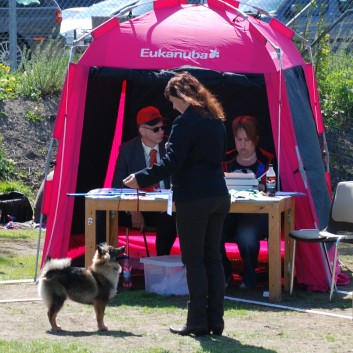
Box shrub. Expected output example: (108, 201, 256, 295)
(0, 180, 33, 199)
(0, 63, 20, 101)
(18, 40, 70, 99)
(0, 135, 17, 181)
(317, 48, 353, 131)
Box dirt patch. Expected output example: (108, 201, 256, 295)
(0, 96, 58, 196)
(0, 237, 353, 353)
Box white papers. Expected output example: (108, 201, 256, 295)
(229, 189, 273, 202)
(275, 191, 306, 196)
(224, 172, 256, 179)
(224, 172, 258, 191)
(86, 188, 171, 200)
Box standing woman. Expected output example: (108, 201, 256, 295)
(123, 72, 230, 336)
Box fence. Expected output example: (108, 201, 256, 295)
(2, 0, 353, 187)
(2, 0, 353, 68)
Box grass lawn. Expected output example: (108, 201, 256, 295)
(0, 228, 352, 353)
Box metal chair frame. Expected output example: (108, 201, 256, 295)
(289, 181, 353, 317)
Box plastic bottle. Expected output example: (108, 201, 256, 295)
(266, 164, 276, 197)
(122, 258, 132, 289)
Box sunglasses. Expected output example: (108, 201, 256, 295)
(143, 125, 166, 133)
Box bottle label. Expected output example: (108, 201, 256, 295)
(266, 176, 276, 196)
(123, 270, 131, 279)
(123, 267, 132, 288)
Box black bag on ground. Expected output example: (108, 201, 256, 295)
(0, 191, 33, 223)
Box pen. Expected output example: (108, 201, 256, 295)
(257, 171, 267, 180)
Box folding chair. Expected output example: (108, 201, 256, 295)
(289, 181, 353, 312)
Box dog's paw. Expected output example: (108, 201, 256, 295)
(51, 326, 63, 332)
(98, 325, 108, 331)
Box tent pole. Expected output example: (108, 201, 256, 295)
(34, 44, 74, 280)
(33, 137, 55, 282)
(275, 47, 283, 191)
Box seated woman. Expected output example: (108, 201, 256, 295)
(221, 115, 275, 289)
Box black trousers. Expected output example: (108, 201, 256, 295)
(175, 194, 230, 327)
(221, 213, 268, 287)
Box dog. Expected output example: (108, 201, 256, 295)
(38, 243, 126, 332)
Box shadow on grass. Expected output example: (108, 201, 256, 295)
(47, 324, 277, 353)
(47, 329, 141, 338)
(197, 335, 277, 353)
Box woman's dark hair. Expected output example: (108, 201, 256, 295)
(164, 71, 225, 121)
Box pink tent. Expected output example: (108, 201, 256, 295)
(41, 0, 333, 291)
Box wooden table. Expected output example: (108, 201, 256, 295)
(85, 195, 295, 302)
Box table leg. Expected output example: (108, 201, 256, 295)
(283, 203, 295, 291)
(268, 208, 281, 302)
(85, 199, 96, 268)
(108, 210, 119, 247)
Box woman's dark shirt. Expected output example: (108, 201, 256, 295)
(134, 107, 229, 201)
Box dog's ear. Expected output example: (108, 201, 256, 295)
(97, 242, 108, 255)
(117, 246, 126, 254)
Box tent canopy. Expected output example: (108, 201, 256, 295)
(42, 0, 332, 291)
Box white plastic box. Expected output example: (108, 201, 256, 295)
(140, 255, 188, 295)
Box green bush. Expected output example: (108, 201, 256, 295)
(18, 40, 70, 99)
(0, 180, 33, 200)
(0, 63, 20, 101)
(0, 135, 16, 181)
(0, 40, 70, 101)
(0, 134, 33, 200)
(316, 48, 353, 131)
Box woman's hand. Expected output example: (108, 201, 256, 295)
(123, 174, 140, 189)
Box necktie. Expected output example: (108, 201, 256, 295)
(149, 149, 157, 168)
(148, 149, 160, 190)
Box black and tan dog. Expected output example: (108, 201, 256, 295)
(38, 243, 126, 331)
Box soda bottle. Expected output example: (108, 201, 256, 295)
(266, 164, 276, 197)
(122, 258, 132, 289)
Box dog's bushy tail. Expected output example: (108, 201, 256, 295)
(40, 258, 72, 278)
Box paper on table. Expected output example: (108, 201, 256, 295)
(87, 188, 139, 195)
(224, 172, 256, 179)
(229, 189, 271, 202)
(275, 191, 306, 196)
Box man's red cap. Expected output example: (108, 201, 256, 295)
(137, 106, 163, 126)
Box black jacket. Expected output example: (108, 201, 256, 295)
(135, 107, 229, 201)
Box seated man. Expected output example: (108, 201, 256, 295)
(112, 106, 177, 256)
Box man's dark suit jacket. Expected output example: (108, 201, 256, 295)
(112, 136, 171, 189)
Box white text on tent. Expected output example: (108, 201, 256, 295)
(140, 48, 220, 60)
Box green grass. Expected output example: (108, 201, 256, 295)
(0, 340, 92, 353)
(1, 232, 352, 353)
(0, 340, 204, 353)
(0, 229, 40, 281)
(0, 228, 37, 240)
(0, 255, 38, 280)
